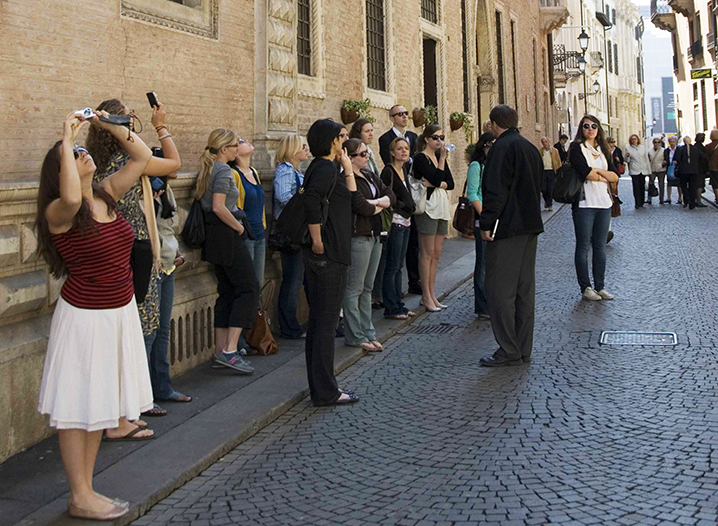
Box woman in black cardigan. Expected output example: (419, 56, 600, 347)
(302, 119, 360, 406)
(380, 137, 416, 319)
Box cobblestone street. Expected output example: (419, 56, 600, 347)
(135, 188, 718, 526)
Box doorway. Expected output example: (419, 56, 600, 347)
(423, 38, 438, 108)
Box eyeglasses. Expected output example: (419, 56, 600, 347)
(582, 123, 599, 130)
(73, 146, 89, 159)
(430, 135, 445, 141)
(391, 111, 409, 118)
(350, 151, 369, 158)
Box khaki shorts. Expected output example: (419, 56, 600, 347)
(414, 213, 449, 236)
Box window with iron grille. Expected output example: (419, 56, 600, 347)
(607, 41, 612, 73)
(612, 8, 616, 25)
(496, 11, 505, 105)
(366, 0, 386, 91)
(297, 0, 312, 76)
(533, 39, 539, 123)
(461, 0, 469, 112)
(421, 0, 438, 24)
(614, 43, 618, 74)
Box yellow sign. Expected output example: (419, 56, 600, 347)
(691, 68, 712, 79)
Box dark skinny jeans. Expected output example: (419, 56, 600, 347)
(382, 224, 410, 316)
(473, 227, 488, 315)
(278, 250, 306, 338)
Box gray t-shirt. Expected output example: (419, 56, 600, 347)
(200, 162, 239, 213)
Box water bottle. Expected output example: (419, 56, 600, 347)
(445, 143, 456, 153)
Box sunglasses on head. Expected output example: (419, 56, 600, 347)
(73, 146, 89, 159)
(350, 150, 369, 158)
(430, 134, 445, 141)
(582, 123, 599, 130)
(391, 111, 409, 117)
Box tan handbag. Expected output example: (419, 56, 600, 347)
(245, 281, 279, 356)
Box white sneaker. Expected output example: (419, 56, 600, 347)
(596, 289, 614, 300)
(582, 287, 602, 301)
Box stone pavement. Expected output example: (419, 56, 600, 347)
(134, 184, 718, 526)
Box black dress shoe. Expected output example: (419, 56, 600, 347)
(523, 356, 532, 363)
(315, 393, 360, 406)
(480, 351, 524, 367)
(696, 203, 708, 208)
(407, 286, 423, 295)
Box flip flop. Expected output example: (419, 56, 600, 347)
(160, 392, 192, 403)
(385, 314, 409, 320)
(103, 427, 154, 442)
(141, 403, 167, 417)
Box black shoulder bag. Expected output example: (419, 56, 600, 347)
(552, 146, 585, 204)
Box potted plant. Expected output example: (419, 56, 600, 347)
(450, 111, 474, 142)
(412, 108, 426, 127)
(423, 105, 438, 126)
(341, 99, 374, 125)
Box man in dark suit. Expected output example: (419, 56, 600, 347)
(479, 105, 544, 367)
(663, 135, 679, 204)
(379, 105, 421, 294)
(554, 134, 569, 164)
(673, 136, 705, 209)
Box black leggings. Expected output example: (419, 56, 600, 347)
(630, 173, 646, 207)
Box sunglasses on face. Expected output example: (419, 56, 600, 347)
(73, 146, 89, 159)
(350, 150, 369, 158)
(391, 111, 409, 118)
(582, 123, 599, 130)
(483, 142, 493, 148)
(430, 135, 445, 141)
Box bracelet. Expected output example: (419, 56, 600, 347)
(155, 125, 167, 132)
(158, 133, 172, 140)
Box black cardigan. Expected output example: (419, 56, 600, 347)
(412, 151, 455, 200)
(380, 165, 415, 219)
(479, 128, 544, 239)
(568, 142, 618, 209)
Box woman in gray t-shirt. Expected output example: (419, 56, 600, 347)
(194, 129, 259, 373)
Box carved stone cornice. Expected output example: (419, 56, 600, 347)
(120, 0, 219, 40)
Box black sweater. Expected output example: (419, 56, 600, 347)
(380, 165, 415, 219)
(479, 128, 544, 239)
(303, 158, 359, 266)
(412, 151, 455, 200)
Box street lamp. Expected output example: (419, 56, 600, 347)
(578, 29, 590, 52)
(592, 80, 600, 93)
(577, 54, 586, 73)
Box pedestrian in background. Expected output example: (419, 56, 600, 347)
(569, 115, 619, 302)
(663, 135, 681, 204)
(36, 112, 155, 520)
(625, 134, 650, 209)
(303, 119, 359, 406)
(413, 124, 454, 313)
(196, 129, 258, 373)
(381, 137, 416, 320)
(273, 135, 308, 339)
(673, 136, 704, 210)
(694, 133, 708, 207)
(554, 134, 569, 164)
(466, 132, 494, 320)
(608, 137, 624, 171)
(479, 105, 543, 367)
(647, 138, 667, 204)
(704, 129, 718, 205)
(539, 136, 561, 211)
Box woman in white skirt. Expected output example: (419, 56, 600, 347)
(35, 111, 156, 520)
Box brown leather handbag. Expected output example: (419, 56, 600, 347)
(245, 281, 279, 356)
(452, 179, 476, 236)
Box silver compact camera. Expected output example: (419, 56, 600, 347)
(74, 107, 96, 120)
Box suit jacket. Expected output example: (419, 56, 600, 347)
(554, 142, 568, 163)
(378, 129, 418, 168)
(673, 145, 704, 177)
(541, 147, 562, 171)
(663, 146, 678, 168)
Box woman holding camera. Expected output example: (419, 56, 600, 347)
(196, 129, 259, 372)
(342, 139, 395, 352)
(36, 112, 155, 520)
(86, 98, 180, 419)
(412, 124, 454, 312)
(302, 119, 359, 406)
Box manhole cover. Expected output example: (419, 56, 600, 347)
(599, 331, 677, 346)
(402, 324, 459, 335)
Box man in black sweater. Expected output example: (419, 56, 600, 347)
(554, 134, 569, 164)
(479, 105, 544, 367)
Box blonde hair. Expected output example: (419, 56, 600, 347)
(194, 129, 237, 200)
(710, 129, 718, 141)
(683, 136, 692, 145)
(275, 134, 304, 170)
(629, 134, 641, 145)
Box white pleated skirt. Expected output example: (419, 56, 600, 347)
(38, 296, 154, 431)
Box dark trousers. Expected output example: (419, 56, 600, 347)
(405, 218, 420, 290)
(572, 207, 611, 293)
(485, 234, 538, 361)
(214, 243, 260, 329)
(278, 250, 306, 339)
(680, 175, 699, 208)
(372, 243, 387, 302)
(542, 170, 555, 208)
(630, 173, 646, 207)
(382, 224, 410, 316)
(303, 251, 347, 405)
(473, 228, 488, 315)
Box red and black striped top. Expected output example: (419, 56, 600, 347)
(51, 215, 135, 309)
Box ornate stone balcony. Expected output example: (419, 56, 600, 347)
(651, 0, 677, 32)
(667, 0, 693, 18)
(540, 0, 569, 33)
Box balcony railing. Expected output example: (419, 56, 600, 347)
(687, 40, 703, 61)
(673, 55, 679, 72)
(651, 0, 677, 32)
(708, 31, 716, 52)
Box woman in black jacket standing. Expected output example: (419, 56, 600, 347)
(381, 138, 416, 319)
(303, 119, 360, 406)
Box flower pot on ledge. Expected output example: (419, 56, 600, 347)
(340, 107, 360, 125)
(450, 117, 464, 132)
(412, 108, 426, 127)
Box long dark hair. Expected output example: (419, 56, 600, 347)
(35, 142, 116, 278)
(417, 124, 442, 152)
(468, 132, 495, 165)
(572, 114, 611, 162)
(86, 98, 126, 175)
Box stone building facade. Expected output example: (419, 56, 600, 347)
(0, 0, 566, 461)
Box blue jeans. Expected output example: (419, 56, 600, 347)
(572, 207, 611, 292)
(344, 236, 382, 345)
(279, 249, 305, 338)
(473, 227, 488, 315)
(382, 224, 410, 316)
(144, 272, 177, 400)
(244, 237, 266, 288)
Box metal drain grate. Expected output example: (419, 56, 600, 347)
(599, 331, 678, 346)
(402, 324, 459, 335)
